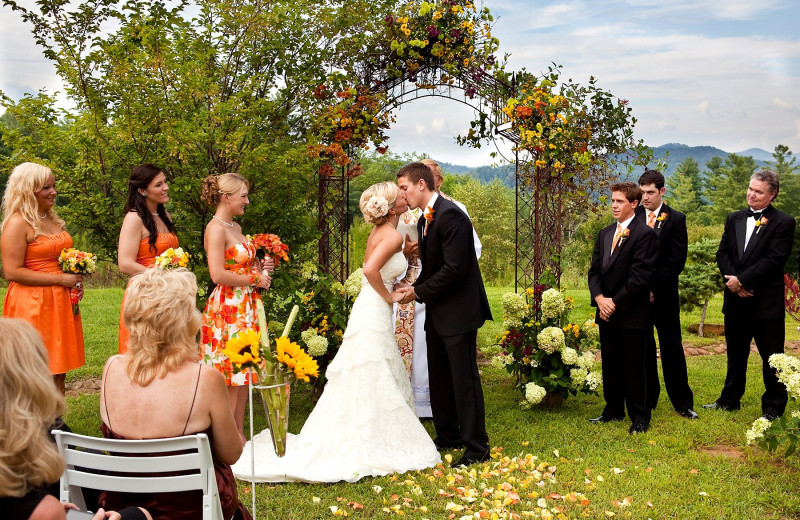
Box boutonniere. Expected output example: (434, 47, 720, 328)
(656, 212, 668, 228)
(423, 206, 435, 236)
(755, 216, 769, 234)
(617, 227, 631, 246)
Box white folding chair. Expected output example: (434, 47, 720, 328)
(52, 430, 224, 520)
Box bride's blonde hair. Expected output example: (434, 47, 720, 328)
(359, 181, 398, 225)
(0, 162, 66, 236)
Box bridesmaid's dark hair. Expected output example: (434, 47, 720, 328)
(123, 164, 177, 252)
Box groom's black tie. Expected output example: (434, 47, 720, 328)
(745, 209, 763, 218)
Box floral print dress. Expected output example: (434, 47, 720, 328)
(200, 241, 263, 386)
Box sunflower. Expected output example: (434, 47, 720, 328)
(222, 329, 262, 367)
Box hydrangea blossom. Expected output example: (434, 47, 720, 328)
(570, 367, 588, 387)
(585, 371, 602, 390)
(300, 261, 320, 281)
(582, 319, 599, 341)
(490, 353, 515, 370)
(537, 327, 565, 354)
(344, 268, 363, 298)
(525, 382, 547, 405)
(577, 351, 596, 371)
(301, 329, 329, 357)
(502, 292, 526, 329)
(746, 417, 773, 445)
(540, 288, 565, 320)
(561, 347, 579, 366)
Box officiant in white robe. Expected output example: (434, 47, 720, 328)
(394, 159, 481, 419)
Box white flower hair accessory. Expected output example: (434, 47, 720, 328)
(365, 195, 389, 219)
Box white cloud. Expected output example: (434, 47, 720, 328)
(696, 101, 710, 114)
(773, 98, 796, 110)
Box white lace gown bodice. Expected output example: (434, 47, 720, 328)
(233, 250, 440, 483)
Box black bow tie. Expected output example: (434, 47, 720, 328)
(745, 209, 763, 218)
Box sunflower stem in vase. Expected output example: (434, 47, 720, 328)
(251, 302, 313, 457)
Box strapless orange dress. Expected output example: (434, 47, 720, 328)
(3, 231, 85, 374)
(118, 233, 179, 353)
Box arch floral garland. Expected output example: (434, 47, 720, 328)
(309, 0, 501, 171)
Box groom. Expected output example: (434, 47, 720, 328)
(396, 162, 493, 467)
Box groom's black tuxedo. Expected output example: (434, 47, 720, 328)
(588, 216, 658, 426)
(713, 204, 795, 416)
(634, 204, 694, 412)
(415, 195, 492, 459)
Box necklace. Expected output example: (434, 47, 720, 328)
(40, 212, 47, 219)
(151, 212, 159, 217)
(213, 215, 234, 228)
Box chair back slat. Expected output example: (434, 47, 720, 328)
(65, 469, 206, 493)
(62, 448, 204, 473)
(52, 430, 224, 520)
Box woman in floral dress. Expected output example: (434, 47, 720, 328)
(200, 173, 272, 445)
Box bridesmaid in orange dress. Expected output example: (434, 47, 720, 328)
(0, 162, 85, 394)
(199, 173, 273, 446)
(117, 164, 178, 353)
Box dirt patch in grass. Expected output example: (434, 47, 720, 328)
(66, 377, 101, 397)
(696, 445, 744, 459)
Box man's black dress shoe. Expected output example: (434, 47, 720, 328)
(433, 438, 464, 451)
(629, 422, 649, 434)
(763, 413, 780, 421)
(453, 451, 491, 468)
(589, 415, 624, 424)
(702, 402, 740, 411)
(676, 408, 699, 419)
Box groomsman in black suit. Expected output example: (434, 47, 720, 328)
(704, 170, 795, 420)
(588, 182, 659, 434)
(396, 162, 493, 467)
(636, 169, 697, 419)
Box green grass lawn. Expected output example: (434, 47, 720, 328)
(4, 287, 800, 518)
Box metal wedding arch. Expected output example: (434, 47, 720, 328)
(317, 64, 564, 291)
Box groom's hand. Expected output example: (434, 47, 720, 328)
(398, 286, 417, 304)
(403, 234, 419, 258)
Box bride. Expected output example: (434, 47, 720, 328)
(233, 181, 441, 483)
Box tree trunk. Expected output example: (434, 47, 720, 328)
(699, 299, 709, 337)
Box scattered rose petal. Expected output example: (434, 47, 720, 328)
(313, 497, 321, 503)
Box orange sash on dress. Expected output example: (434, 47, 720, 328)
(118, 233, 179, 353)
(2, 231, 85, 374)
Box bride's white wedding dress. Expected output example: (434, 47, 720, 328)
(232, 250, 441, 483)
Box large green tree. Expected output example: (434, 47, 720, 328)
(703, 154, 758, 223)
(1, 0, 397, 276)
(768, 144, 800, 215)
(666, 157, 706, 224)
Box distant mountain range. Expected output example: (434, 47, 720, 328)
(439, 143, 777, 187)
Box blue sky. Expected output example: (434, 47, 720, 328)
(2, 0, 799, 167)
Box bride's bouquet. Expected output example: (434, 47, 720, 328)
(153, 247, 191, 269)
(221, 302, 318, 456)
(58, 248, 97, 314)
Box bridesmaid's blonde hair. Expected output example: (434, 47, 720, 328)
(0, 318, 65, 497)
(124, 268, 202, 386)
(0, 162, 66, 236)
(200, 173, 249, 207)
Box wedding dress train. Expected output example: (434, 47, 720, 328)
(232, 251, 441, 483)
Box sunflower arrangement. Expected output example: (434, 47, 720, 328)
(221, 304, 319, 384)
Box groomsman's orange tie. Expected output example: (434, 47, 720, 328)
(611, 224, 622, 254)
(648, 212, 656, 228)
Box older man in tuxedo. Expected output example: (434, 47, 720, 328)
(704, 170, 795, 420)
(588, 182, 658, 434)
(636, 169, 697, 419)
(397, 162, 493, 467)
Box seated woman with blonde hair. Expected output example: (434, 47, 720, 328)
(0, 317, 142, 520)
(99, 268, 251, 520)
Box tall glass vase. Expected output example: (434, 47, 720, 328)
(256, 373, 291, 457)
